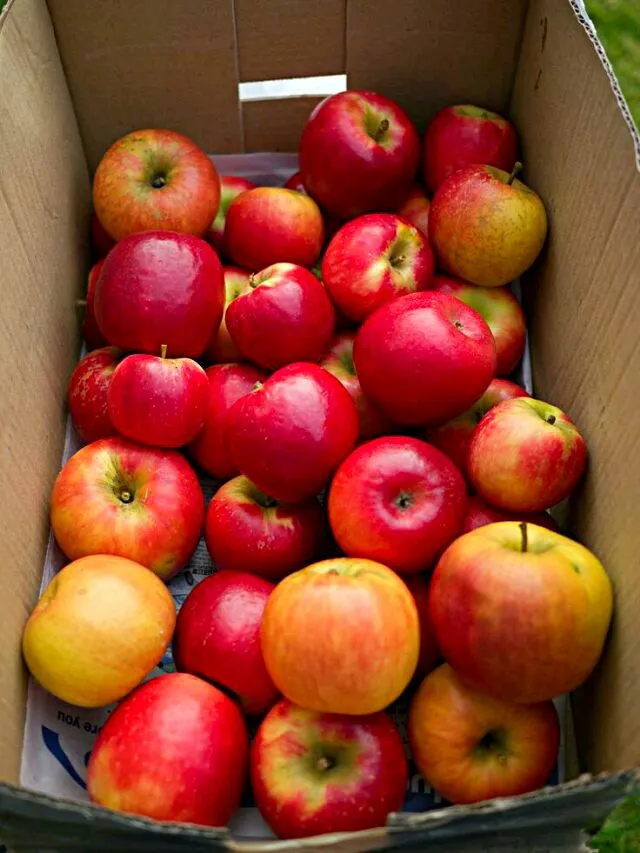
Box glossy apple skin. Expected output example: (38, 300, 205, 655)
(261, 557, 419, 715)
(405, 574, 441, 679)
(90, 213, 116, 260)
(283, 172, 343, 241)
(204, 266, 251, 364)
(94, 230, 224, 358)
(321, 214, 435, 323)
(299, 91, 420, 219)
(432, 274, 527, 376)
(328, 436, 466, 574)
(429, 164, 548, 287)
(205, 476, 325, 580)
(354, 291, 497, 426)
(188, 363, 267, 480)
(22, 555, 176, 708)
(87, 673, 248, 827)
(424, 105, 518, 193)
(67, 347, 122, 443)
(251, 698, 408, 839)
(395, 185, 431, 237)
(468, 397, 588, 512)
(207, 175, 256, 255)
(409, 664, 559, 804)
(426, 378, 530, 475)
(226, 263, 336, 369)
(228, 363, 359, 503)
(174, 570, 279, 715)
(82, 261, 108, 350)
(429, 522, 613, 703)
(225, 187, 324, 270)
(50, 437, 205, 580)
(463, 496, 560, 534)
(93, 128, 220, 241)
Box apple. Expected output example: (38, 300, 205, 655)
(429, 521, 613, 703)
(92, 128, 220, 241)
(108, 347, 209, 448)
(321, 214, 435, 323)
(261, 557, 419, 715)
(283, 171, 343, 242)
(174, 569, 279, 715)
(207, 175, 256, 255)
(251, 698, 408, 839)
(225, 187, 324, 270)
(283, 171, 307, 193)
(429, 163, 548, 288)
(328, 436, 467, 575)
(87, 673, 248, 826)
(67, 346, 123, 443)
(205, 475, 325, 580)
(468, 397, 588, 512)
(22, 554, 175, 708)
(463, 495, 560, 534)
(203, 266, 251, 364)
(50, 436, 205, 581)
(394, 185, 431, 237)
(299, 90, 420, 218)
(90, 212, 116, 260)
(354, 291, 497, 426)
(82, 260, 108, 350)
(188, 363, 267, 481)
(94, 230, 224, 358)
(426, 378, 530, 475)
(405, 574, 440, 679)
(226, 263, 336, 369)
(408, 664, 559, 804)
(424, 104, 518, 193)
(227, 362, 358, 503)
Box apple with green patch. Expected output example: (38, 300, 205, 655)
(207, 176, 256, 255)
(204, 266, 252, 364)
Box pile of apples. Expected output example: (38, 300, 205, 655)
(22, 92, 614, 838)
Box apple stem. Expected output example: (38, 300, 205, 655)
(160, 344, 168, 359)
(519, 521, 528, 553)
(249, 275, 258, 289)
(373, 118, 390, 142)
(507, 162, 523, 185)
(546, 414, 556, 425)
(252, 381, 263, 393)
(316, 756, 333, 772)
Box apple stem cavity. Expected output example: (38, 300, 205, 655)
(150, 174, 167, 189)
(372, 117, 390, 143)
(507, 162, 524, 185)
(395, 492, 414, 511)
(519, 521, 528, 553)
(160, 344, 168, 359)
(316, 756, 334, 772)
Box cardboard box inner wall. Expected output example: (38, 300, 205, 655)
(0, 0, 639, 845)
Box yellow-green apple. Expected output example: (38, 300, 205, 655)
(429, 163, 548, 287)
(225, 187, 324, 270)
(426, 378, 530, 475)
(463, 495, 560, 534)
(174, 570, 279, 715)
(251, 699, 408, 838)
(93, 128, 220, 241)
(321, 213, 435, 323)
(50, 436, 204, 580)
(82, 260, 108, 350)
(328, 436, 466, 574)
(261, 557, 419, 715)
(283, 171, 344, 242)
(204, 266, 251, 364)
(108, 347, 208, 448)
(67, 347, 123, 443)
(204, 475, 325, 580)
(405, 574, 441, 679)
(432, 274, 527, 376)
(408, 664, 559, 804)
(299, 91, 420, 218)
(429, 521, 613, 703)
(22, 554, 175, 707)
(227, 363, 358, 503)
(207, 175, 256, 255)
(87, 673, 248, 826)
(226, 263, 336, 369)
(354, 291, 497, 426)
(94, 231, 224, 358)
(424, 105, 518, 193)
(468, 397, 587, 512)
(90, 212, 116, 260)
(188, 363, 267, 481)
(394, 185, 431, 237)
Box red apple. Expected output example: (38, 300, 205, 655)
(67, 346, 123, 443)
(174, 570, 278, 715)
(251, 698, 408, 839)
(354, 291, 497, 426)
(321, 214, 435, 323)
(108, 348, 209, 448)
(90, 213, 116, 260)
(207, 175, 256, 255)
(409, 664, 559, 804)
(204, 266, 251, 364)
(468, 397, 588, 512)
(463, 496, 560, 534)
(50, 436, 204, 581)
(92, 128, 220, 241)
(188, 363, 267, 481)
(432, 274, 527, 376)
(226, 263, 335, 369)
(405, 574, 440, 679)
(225, 187, 324, 270)
(82, 260, 108, 350)
(428, 522, 613, 703)
(227, 363, 358, 503)
(87, 672, 248, 826)
(395, 185, 431, 237)
(283, 171, 343, 241)
(283, 171, 307, 193)
(328, 436, 466, 575)
(424, 104, 518, 193)
(299, 91, 420, 218)
(261, 557, 419, 714)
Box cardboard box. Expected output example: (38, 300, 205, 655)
(0, 0, 639, 849)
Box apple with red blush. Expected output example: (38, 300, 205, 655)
(395, 185, 431, 237)
(405, 573, 441, 679)
(207, 175, 256, 255)
(67, 346, 123, 443)
(463, 495, 560, 534)
(204, 266, 251, 364)
(82, 261, 108, 351)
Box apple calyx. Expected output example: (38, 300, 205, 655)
(117, 486, 134, 505)
(395, 491, 414, 511)
(506, 162, 524, 186)
(150, 174, 167, 189)
(546, 414, 557, 425)
(519, 521, 528, 553)
(160, 344, 168, 359)
(475, 728, 509, 765)
(315, 756, 335, 772)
